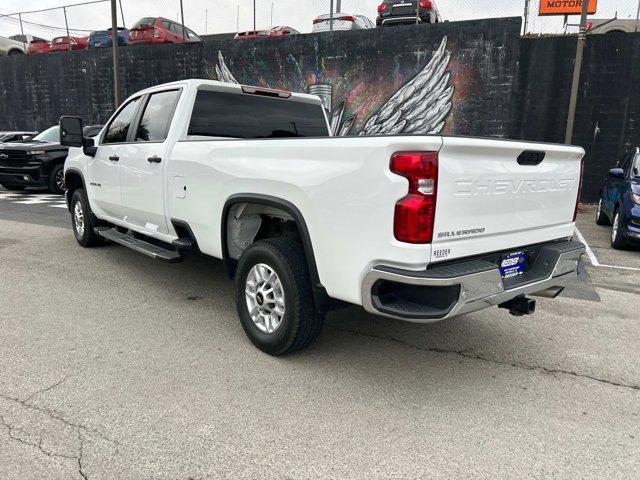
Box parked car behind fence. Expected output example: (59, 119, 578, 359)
(235, 26, 300, 39)
(27, 40, 51, 54)
(312, 13, 375, 32)
(376, 0, 442, 26)
(50, 36, 88, 52)
(88, 27, 129, 48)
(0, 36, 26, 56)
(129, 17, 201, 45)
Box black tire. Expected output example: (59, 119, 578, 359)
(235, 238, 324, 356)
(0, 184, 26, 191)
(47, 164, 65, 194)
(611, 210, 629, 250)
(595, 197, 610, 226)
(70, 189, 104, 248)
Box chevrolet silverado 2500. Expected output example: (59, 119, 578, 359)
(60, 79, 586, 355)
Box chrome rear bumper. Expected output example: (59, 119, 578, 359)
(361, 240, 585, 323)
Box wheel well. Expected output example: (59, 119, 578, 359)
(64, 170, 85, 210)
(225, 202, 301, 267)
(221, 195, 334, 311)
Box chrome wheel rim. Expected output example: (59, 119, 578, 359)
(55, 169, 65, 191)
(245, 263, 285, 334)
(74, 201, 85, 237)
(597, 199, 602, 220)
(612, 213, 619, 242)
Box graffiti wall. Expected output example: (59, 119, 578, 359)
(0, 17, 522, 140)
(207, 17, 521, 137)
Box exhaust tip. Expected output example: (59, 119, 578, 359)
(532, 286, 565, 299)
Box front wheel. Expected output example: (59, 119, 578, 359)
(235, 238, 325, 356)
(48, 164, 65, 194)
(70, 189, 104, 247)
(595, 198, 610, 226)
(611, 210, 629, 250)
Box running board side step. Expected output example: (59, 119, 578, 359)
(95, 227, 183, 263)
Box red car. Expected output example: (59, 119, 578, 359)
(27, 40, 51, 54)
(49, 36, 88, 52)
(234, 26, 299, 39)
(129, 17, 201, 45)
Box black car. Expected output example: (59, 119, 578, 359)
(0, 124, 102, 194)
(0, 131, 37, 143)
(376, 0, 442, 27)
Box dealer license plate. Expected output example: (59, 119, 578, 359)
(499, 251, 527, 279)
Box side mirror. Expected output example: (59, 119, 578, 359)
(60, 116, 84, 147)
(608, 168, 625, 179)
(59, 116, 97, 157)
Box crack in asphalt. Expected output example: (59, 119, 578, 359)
(0, 377, 120, 480)
(331, 327, 640, 392)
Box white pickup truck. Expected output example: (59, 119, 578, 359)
(60, 79, 586, 355)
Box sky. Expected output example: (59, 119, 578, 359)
(0, 0, 636, 40)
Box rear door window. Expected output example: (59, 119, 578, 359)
(135, 90, 181, 142)
(187, 90, 329, 139)
(103, 97, 141, 144)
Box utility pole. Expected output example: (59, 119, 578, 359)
(270, 2, 273, 26)
(330, 0, 334, 32)
(253, 0, 256, 32)
(63, 7, 71, 51)
(336, 0, 341, 12)
(565, 0, 590, 144)
(179, 0, 186, 42)
(205, 9, 208, 34)
(237, 5, 240, 33)
(523, 0, 531, 35)
(111, 0, 121, 107)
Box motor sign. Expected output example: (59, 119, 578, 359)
(539, 0, 598, 16)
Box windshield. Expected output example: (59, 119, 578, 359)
(31, 126, 59, 143)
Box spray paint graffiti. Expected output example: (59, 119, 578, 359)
(214, 36, 454, 136)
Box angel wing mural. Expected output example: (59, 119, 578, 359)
(214, 36, 454, 137)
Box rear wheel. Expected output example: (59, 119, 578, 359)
(595, 197, 610, 226)
(611, 210, 628, 250)
(70, 189, 104, 247)
(235, 238, 324, 356)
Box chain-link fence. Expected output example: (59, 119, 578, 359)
(1, 0, 639, 45)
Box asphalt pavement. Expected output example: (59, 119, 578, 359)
(0, 188, 638, 479)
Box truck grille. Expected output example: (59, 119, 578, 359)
(0, 150, 30, 167)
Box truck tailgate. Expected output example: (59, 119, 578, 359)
(432, 137, 584, 262)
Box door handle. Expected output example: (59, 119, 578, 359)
(148, 156, 162, 163)
(109, 155, 119, 162)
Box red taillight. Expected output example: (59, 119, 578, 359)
(391, 152, 438, 244)
(419, 1, 433, 8)
(339, 16, 355, 21)
(573, 157, 584, 222)
(378, 4, 387, 12)
(313, 18, 322, 24)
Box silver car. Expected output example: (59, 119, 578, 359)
(312, 13, 375, 32)
(0, 36, 26, 56)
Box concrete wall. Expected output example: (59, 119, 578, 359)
(518, 34, 640, 202)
